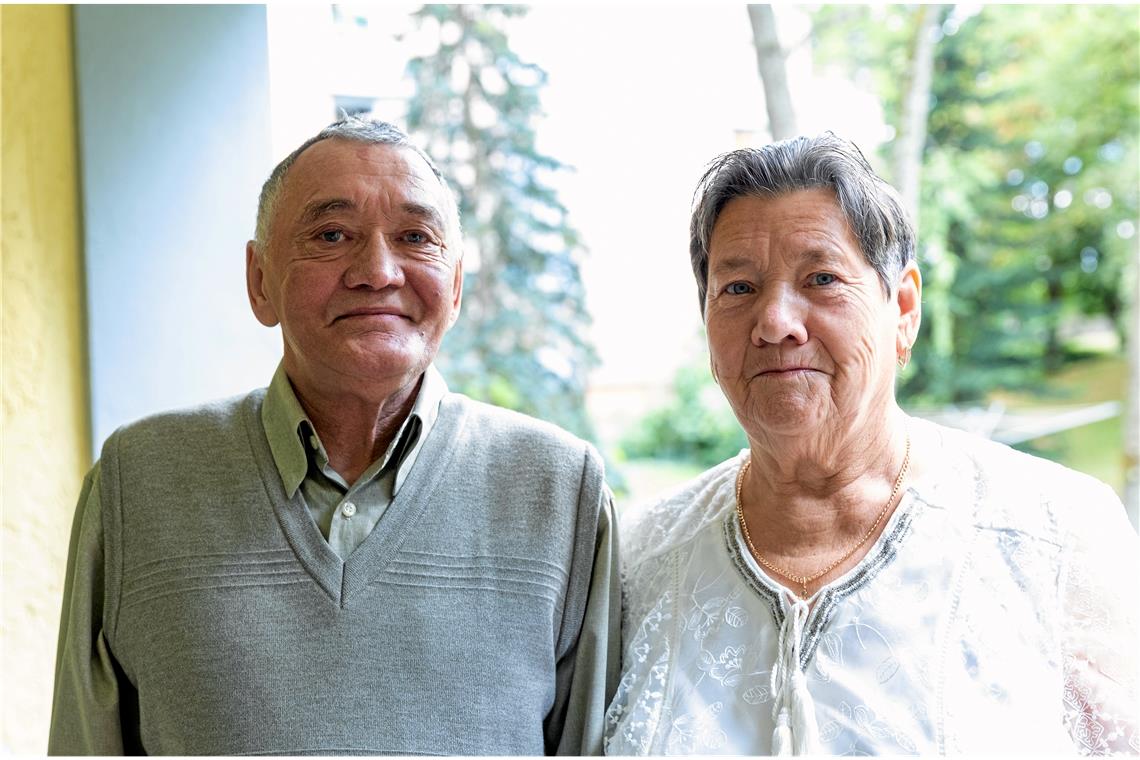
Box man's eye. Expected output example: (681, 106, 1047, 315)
(318, 229, 345, 244)
(810, 272, 838, 286)
(402, 231, 432, 245)
(726, 282, 753, 295)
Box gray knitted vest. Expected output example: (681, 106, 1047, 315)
(98, 391, 605, 754)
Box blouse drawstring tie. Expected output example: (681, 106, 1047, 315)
(770, 595, 821, 755)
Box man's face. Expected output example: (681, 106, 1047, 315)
(246, 139, 462, 399)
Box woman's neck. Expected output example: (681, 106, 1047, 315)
(738, 411, 912, 580)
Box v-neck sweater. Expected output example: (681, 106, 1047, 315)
(49, 389, 620, 755)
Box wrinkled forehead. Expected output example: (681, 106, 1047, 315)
(278, 139, 450, 223)
(710, 189, 854, 248)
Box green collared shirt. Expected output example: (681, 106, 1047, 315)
(260, 363, 448, 559)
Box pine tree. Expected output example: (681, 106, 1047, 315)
(404, 4, 598, 439)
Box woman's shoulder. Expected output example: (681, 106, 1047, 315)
(908, 415, 1123, 539)
(619, 451, 746, 573)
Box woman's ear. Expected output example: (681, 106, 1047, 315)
(895, 261, 922, 358)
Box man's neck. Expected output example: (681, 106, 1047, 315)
(289, 373, 423, 485)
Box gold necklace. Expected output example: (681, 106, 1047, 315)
(735, 434, 911, 598)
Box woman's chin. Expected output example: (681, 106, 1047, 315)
(738, 400, 828, 439)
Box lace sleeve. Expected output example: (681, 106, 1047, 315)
(1060, 480, 1139, 755)
(619, 452, 744, 579)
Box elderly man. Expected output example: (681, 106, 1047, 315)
(48, 117, 619, 755)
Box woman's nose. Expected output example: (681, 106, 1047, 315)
(751, 287, 808, 346)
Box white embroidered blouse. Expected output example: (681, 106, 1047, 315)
(604, 418, 1139, 755)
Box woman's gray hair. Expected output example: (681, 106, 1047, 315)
(253, 115, 461, 252)
(689, 132, 915, 316)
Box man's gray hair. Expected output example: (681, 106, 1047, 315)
(253, 115, 461, 253)
(689, 132, 915, 316)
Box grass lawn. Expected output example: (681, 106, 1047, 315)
(1023, 415, 1124, 492)
(990, 353, 1126, 406)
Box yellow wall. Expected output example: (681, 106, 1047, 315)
(1, 5, 91, 753)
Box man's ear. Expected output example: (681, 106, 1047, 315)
(895, 260, 922, 355)
(447, 255, 463, 328)
(246, 241, 280, 327)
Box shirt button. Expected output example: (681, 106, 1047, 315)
(341, 501, 356, 518)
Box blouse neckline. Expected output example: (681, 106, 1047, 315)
(723, 485, 923, 671)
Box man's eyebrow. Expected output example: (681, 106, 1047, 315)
(400, 202, 445, 230)
(298, 198, 355, 226)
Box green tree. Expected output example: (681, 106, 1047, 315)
(404, 4, 598, 438)
(813, 5, 1138, 403)
(621, 360, 747, 468)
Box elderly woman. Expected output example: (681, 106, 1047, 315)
(604, 134, 1138, 755)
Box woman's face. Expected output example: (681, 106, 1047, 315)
(704, 188, 920, 446)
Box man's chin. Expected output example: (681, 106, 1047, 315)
(345, 341, 433, 378)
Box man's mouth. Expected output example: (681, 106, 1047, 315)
(334, 307, 408, 323)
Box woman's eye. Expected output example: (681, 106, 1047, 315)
(318, 229, 345, 244)
(726, 282, 753, 295)
(810, 272, 838, 286)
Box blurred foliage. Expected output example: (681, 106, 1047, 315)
(814, 4, 1138, 404)
(620, 362, 747, 467)
(404, 5, 598, 440)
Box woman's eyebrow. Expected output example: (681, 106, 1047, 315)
(800, 248, 847, 268)
(709, 255, 757, 272)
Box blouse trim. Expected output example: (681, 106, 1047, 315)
(723, 490, 922, 670)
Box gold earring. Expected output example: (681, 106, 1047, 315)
(897, 346, 912, 369)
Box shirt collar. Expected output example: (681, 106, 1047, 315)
(261, 362, 449, 497)
(394, 364, 447, 494)
(262, 363, 312, 498)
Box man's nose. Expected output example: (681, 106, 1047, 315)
(751, 286, 808, 346)
(344, 234, 404, 290)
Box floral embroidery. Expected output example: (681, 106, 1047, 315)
(665, 701, 727, 753)
(604, 590, 673, 755)
(741, 681, 771, 705)
(698, 645, 745, 687)
(724, 605, 748, 627)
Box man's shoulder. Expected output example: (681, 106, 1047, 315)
(102, 390, 262, 458)
(445, 393, 596, 458)
(433, 395, 608, 534)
